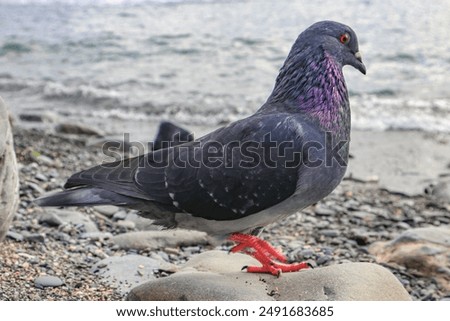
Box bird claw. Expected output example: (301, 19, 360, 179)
(230, 233, 310, 276)
(243, 261, 309, 277)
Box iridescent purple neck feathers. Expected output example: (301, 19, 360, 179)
(266, 48, 350, 136)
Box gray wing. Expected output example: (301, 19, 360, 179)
(135, 113, 305, 220)
(39, 113, 307, 222)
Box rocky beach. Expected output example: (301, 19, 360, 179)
(0, 0, 449, 303)
(0, 117, 449, 301)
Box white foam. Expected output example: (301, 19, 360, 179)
(350, 95, 450, 133)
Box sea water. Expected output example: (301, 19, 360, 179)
(0, 0, 449, 137)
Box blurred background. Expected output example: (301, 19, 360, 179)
(0, 0, 449, 138)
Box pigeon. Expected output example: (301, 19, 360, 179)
(36, 21, 366, 276)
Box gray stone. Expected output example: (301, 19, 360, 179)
(317, 255, 332, 265)
(6, 231, 24, 242)
(93, 205, 119, 217)
(80, 231, 113, 240)
(39, 208, 98, 233)
(370, 227, 450, 292)
(38, 210, 64, 226)
(127, 272, 270, 301)
(55, 122, 104, 136)
(26, 181, 46, 195)
(30, 153, 54, 166)
(34, 275, 64, 288)
(314, 205, 336, 216)
(35, 173, 48, 182)
(298, 249, 314, 259)
(126, 212, 162, 231)
(115, 220, 136, 229)
(425, 178, 450, 204)
(112, 211, 127, 221)
(91, 254, 177, 295)
(19, 111, 58, 123)
(0, 97, 19, 241)
(319, 229, 339, 237)
(349, 211, 377, 222)
(23, 232, 45, 243)
(112, 230, 209, 250)
(127, 251, 411, 301)
(389, 227, 450, 246)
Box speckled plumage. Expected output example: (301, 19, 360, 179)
(36, 21, 366, 238)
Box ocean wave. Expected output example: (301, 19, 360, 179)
(42, 82, 123, 107)
(0, 76, 40, 92)
(79, 94, 450, 133)
(351, 95, 450, 133)
(0, 42, 32, 56)
(2, 75, 449, 133)
(0, 0, 221, 6)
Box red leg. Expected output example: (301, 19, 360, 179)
(228, 233, 311, 276)
(229, 233, 287, 262)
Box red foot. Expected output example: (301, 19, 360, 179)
(228, 233, 311, 277)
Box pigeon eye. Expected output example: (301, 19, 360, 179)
(340, 33, 350, 45)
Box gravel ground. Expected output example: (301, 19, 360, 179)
(1, 127, 448, 300)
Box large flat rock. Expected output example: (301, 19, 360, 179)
(370, 227, 450, 292)
(91, 254, 176, 295)
(0, 97, 19, 241)
(127, 250, 411, 301)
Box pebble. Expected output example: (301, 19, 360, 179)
(26, 181, 46, 195)
(317, 255, 332, 265)
(55, 123, 104, 136)
(40, 208, 98, 233)
(23, 233, 46, 243)
(80, 232, 113, 240)
(349, 211, 376, 221)
(298, 249, 314, 259)
(93, 205, 119, 217)
(34, 154, 55, 166)
(116, 220, 136, 229)
(112, 211, 127, 221)
(6, 231, 24, 242)
(314, 205, 336, 216)
(34, 275, 64, 289)
(319, 229, 339, 237)
(39, 212, 64, 226)
(350, 230, 370, 245)
(35, 173, 48, 182)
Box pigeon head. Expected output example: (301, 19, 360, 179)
(268, 21, 366, 133)
(300, 21, 366, 74)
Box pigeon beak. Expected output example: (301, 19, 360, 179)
(354, 51, 366, 75)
